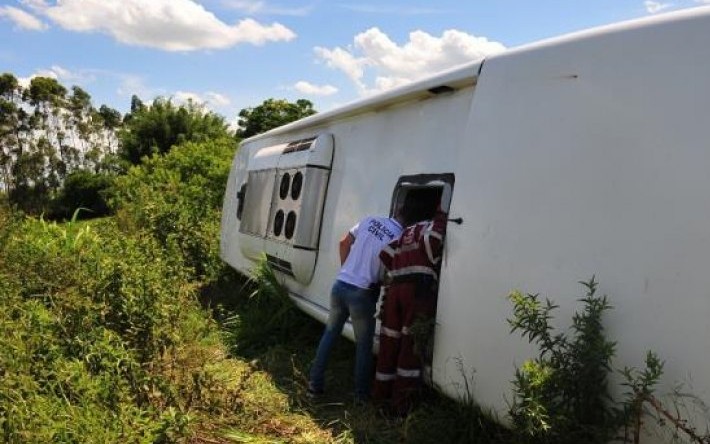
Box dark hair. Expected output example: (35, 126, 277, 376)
(401, 188, 439, 226)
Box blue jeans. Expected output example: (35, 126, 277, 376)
(309, 280, 377, 399)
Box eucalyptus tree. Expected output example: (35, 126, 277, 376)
(0, 72, 122, 214)
(0, 73, 21, 193)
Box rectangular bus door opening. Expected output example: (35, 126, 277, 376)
(383, 174, 454, 372)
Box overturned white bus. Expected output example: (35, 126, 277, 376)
(222, 7, 710, 440)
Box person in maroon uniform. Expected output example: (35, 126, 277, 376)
(373, 189, 448, 415)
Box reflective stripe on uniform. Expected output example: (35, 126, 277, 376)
(397, 242, 421, 255)
(375, 371, 397, 381)
(381, 244, 396, 258)
(389, 266, 437, 280)
(396, 368, 421, 378)
(424, 232, 436, 264)
(401, 326, 411, 335)
(427, 230, 443, 241)
(381, 326, 402, 338)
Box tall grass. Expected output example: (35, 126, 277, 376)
(0, 139, 336, 443)
(221, 256, 322, 357)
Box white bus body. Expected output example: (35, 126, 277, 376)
(221, 8, 710, 437)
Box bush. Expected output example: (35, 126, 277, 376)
(507, 277, 661, 444)
(110, 137, 236, 284)
(51, 170, 114, 220)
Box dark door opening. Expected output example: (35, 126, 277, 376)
(382, 173, 454, 371)
(390, 173, 455, 220)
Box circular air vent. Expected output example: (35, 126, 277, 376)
(273, 209, 285, 237)
(291, 171, 303, 200)
(279, 173, 291, 200)
(285, 211, 297, 239)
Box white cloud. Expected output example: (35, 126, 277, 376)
(294, 81, 338, 96)
(0, 5, 47, 31)
(174, 91, 204, 104)
(205, 92, 232, 107)
(314, 47, 368, 88)
(116, 75, 163, 100)
(173, 90, 232, 110)
(222, 0, 312, 16)
(23, 0, 296, 51)
(694, 0, 710, 3)
(644, 0, 672, 13)
(17, 65, 88, 88)
(315, 27, 505, 96)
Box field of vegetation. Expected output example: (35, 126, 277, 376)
(0, 132, 510, 443)
(2, 72, 706, 443)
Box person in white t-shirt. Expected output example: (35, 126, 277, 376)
(308, 210, 410, 403)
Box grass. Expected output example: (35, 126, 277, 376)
(214, 260, 511, 444)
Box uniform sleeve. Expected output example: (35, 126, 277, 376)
(422, 211, 447, 265)
(379, 237, 399, 271)
(349, 217, 365, 238)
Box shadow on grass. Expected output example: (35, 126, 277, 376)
(200, 268, 512, 443)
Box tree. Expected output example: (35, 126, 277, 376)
(119, 97, 231, 165)
(0, 72, 121, 215)
(0, 73, 21, 193)
(96, 105, 122, 155)
(236, 98, 317, 139)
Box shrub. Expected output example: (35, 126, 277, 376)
(0, 212, 206, 442)
(109, 137, 236, 284)
(51, 170, 114, 220)
(507, 277, 661, 444)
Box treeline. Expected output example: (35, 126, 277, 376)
(0, 71, 315, 219)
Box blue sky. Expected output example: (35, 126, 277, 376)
(1, 0, 708, 125)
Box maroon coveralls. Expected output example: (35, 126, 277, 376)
(372, 211, 447, 413)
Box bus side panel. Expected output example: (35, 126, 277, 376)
(433, 11, 710, 432)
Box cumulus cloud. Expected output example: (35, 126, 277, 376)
(315, 27, 505, 96)
(22, 0, 296, 51)
(0, 5, 47, 31)
(644, 0, 672, 13)
(294, 81, 338, 96)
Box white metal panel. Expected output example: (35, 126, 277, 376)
(432, 7, 710, 433)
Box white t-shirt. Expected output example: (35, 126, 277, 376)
(336, 216, 403, 289)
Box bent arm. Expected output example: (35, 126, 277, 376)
(339, 232, 355, 265)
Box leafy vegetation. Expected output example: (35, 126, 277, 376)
(507, 278, 664, 444)
(110, 137, 236, 284)
(119, 97, 231, 166)
(236, 98, 316, 139)
(51, 170, 114, 219)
